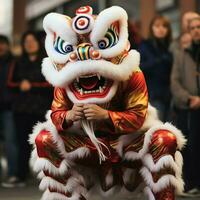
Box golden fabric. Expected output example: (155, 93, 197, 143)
(50, 70, 148, 135)
(51, 88, 73, 131)
(108, 71, 148, 134)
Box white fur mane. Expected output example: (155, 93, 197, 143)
(42, 50, 140, 88)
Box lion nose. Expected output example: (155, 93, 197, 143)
(77, 43, 91, 61)
(72, 43, 101, 61)
(90, 49, 101, 60)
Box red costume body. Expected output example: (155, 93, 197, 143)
(30, 6, 185, 200)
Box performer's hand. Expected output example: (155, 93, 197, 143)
(66, 104, 84, 122)
(20, 79, 31, 91)
(189, 96, 200, 109)
(83, 104, 109, 121)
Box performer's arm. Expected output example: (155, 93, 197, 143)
(108, 71, 148, 134)
(51, 87, 73, 131)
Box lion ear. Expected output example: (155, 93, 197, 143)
(43, 13, 76, 43)
(43, 13, 77, 63)
(90, 6, 128, 58)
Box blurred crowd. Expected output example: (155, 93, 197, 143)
(138, 12, 200, 197)
(0, 10, 200, 198)
(0, 31, 53, 187)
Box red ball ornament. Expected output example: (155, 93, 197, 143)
(76, 6, 93, 15)
(78, 19, 86, 26)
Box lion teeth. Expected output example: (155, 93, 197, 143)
(99, 86, 103, 93)
(97, 74, 101, 80)
(80, 88, 83, 95)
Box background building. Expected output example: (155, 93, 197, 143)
(0, 0, 199, 49)
(0, 0, 13, 37)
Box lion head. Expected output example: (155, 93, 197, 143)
(42, 6, 140, 104)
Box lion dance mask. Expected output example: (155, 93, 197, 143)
(30, 6, 186, 200)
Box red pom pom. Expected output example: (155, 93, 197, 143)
(76, 6, 93, 15)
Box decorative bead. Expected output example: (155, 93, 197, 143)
(76, 6, 93, 15)
(78, 19, 86, 26)
(91, 50, 100, 59)
(70, 52, 78, 61)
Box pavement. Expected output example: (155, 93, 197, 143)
(0, 182, 41, 200)
(0, 181, 199, 200)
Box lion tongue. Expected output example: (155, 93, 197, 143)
(79, 76, 99, 90)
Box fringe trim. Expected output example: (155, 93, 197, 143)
(41, 189, 81, 200)
(39, 175, 86, 194)
(33, 158, 68, 176)
(140, 166, 184, 194)
(124, 122, 186, 162)
(144, 186, 155, 200)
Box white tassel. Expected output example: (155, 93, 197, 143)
(81, 119, 110, 164)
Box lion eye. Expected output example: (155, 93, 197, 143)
(98, 25, 119, 50)
(64, 44, 73, 52)
(54, 36, 74, 54)
(98, 39, 109, 49)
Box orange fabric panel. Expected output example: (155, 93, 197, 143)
(108, 71, 148, 134)
(51, 87, 72, 131)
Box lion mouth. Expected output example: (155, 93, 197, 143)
(69, 74, 113, 99)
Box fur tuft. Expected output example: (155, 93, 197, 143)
(140, 104, 162, 131)
(43, 13, 77, 64)
(90, 6, 128, 58)
(33, 158, 68, 175)
(42, 50, 140, 88)
(140, 167, 184, 194)
(144, 187, 155, 200)
(41, 189, 81, 200)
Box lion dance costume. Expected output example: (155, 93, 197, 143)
(30, 6, 186, 200)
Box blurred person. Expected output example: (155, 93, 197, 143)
(128, 20, 142, 50)
(0, 35, 19, 186)
(170, 12, 199, 55)
(7, 31, 53, 186)
(36, 30, 47, 57)
(180, 32, 192, 50)
(169, 13, 199, 145)
(171, 17, 200, 196)
(182, 12, 200, 33)
(139, 15, 173, 121)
